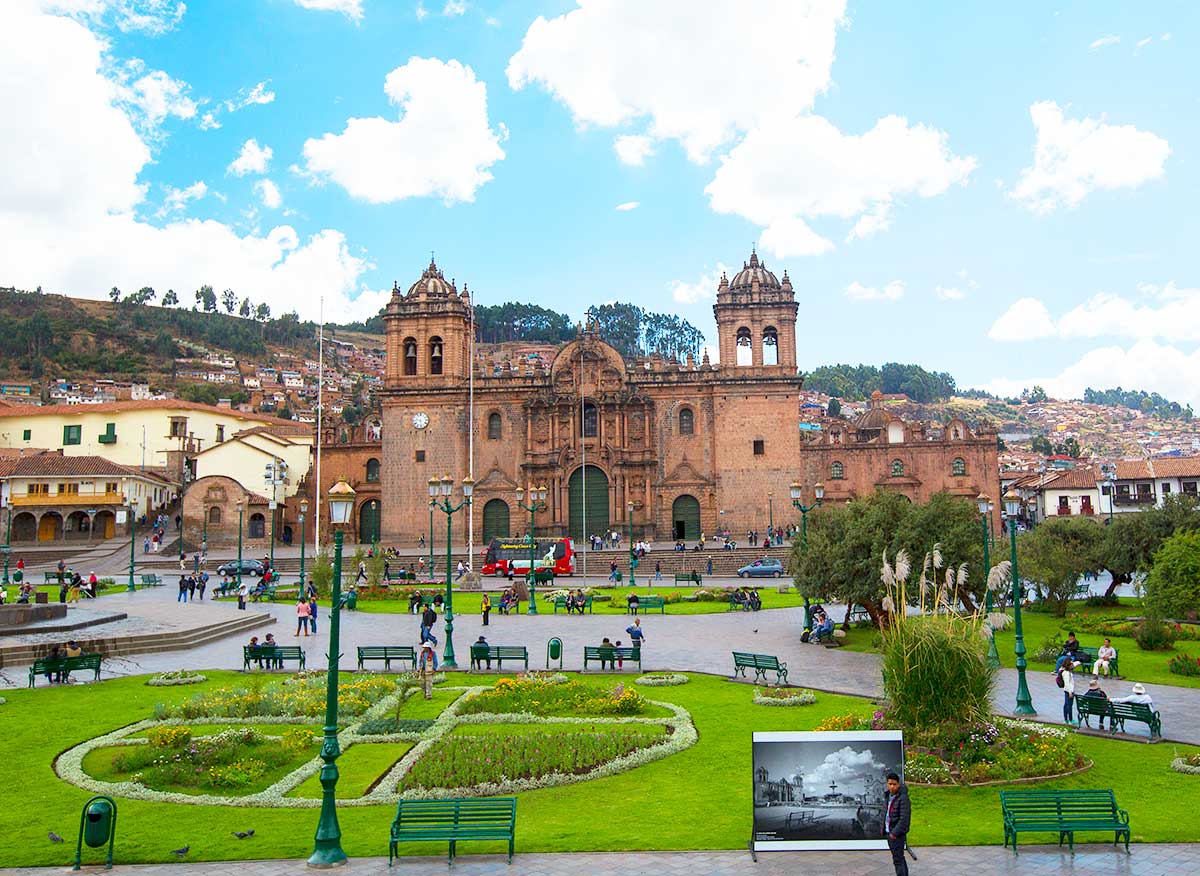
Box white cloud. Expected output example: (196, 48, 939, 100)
(301, 57, 506, 204)
(225, 80, 275, 112)
(484, 15, 499, 27)
(707, 114, 975, 258)
(1088, 35, 1120, 51)
(507, 0, 848, 163)
(161, 180, 206, 214)
(415, 2, 428, 21)
(668, 263, 731, 305)
(846, 202, 892, 241)
(987, 297, 1056, 341)
(107, 61, 196, 137)
(1136, 37, 1152, 50)
(806, 747, 890, 797)
(442, 0, 465, 15)
(292, 0, 362, 22)
(199, 111, 220, 130)
(254, 178, 282, 209)
(1009, 101, 1170, 213)
(614, 201, 639, 212)
(614, 134, 655, 166)
(0, 3, 382, 323)
(936, 285, 965, 301)
(1162, 32, 1172, 41)
(228, 139, 273, 176)
(845, 280, 904, 301)
(986, 340, 1200, 410)
(47, 0, 186, 35)
(1054, 282, 1200, 343)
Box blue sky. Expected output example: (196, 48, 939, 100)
(3, 1, 1198, 406)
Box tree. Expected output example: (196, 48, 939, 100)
(278, 405, 293, 420)
(1027, 385, 1049, 403)
(1016, 517, 1103, 616)
(162, 289, 178, 307)
(1096, 495, 1200, 597)
(1030, 435, 1053, 455)
(221, 288, 237, 313)
(895, 493, 985, 610)
(255, 302, 271, 321)
(1143, 531, 1200, 620)
(109, 286, 121, 303)
(827, 397, 841, 417)
(195, 285, 217, 312)
(239, 297, 252, 318)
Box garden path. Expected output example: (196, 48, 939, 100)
(6, 843, 1195, 876)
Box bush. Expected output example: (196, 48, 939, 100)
(1085, 594, 1120, 608)
(1133, 619, 1175, 652)
(881, 615, 995, 728)
(1167, 653, 1200, 677)
(146, 726, 192, 748)
(1031, 634, 1063, 664)
(1144, 531, 1200, 621)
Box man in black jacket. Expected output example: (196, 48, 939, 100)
(883, 772, 911, 876)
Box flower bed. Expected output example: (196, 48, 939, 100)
(1170, 752, 1200, 776)
(635, 674, 689, 687)
(753, 687, 816, 706)
(147, 670, 208, 687)
(1168, 654, 1200, 677)
(459, 677, 647, 717)
(159, 674, 397, 720)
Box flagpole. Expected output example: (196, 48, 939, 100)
(467, 288, 475, 570)
(314, 297, 324, 555)
(580, 319, 587, 583)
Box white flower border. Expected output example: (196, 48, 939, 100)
(147, 673, 208, 687)
(55, 683, 697, 809)
(634, 674, 689, 687)
(1170, 754, 1200, 776)
(753, 688, 816, 706)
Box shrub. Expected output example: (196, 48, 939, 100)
(208, 758, 268, 788)
(357, 718, 436, 736)
(1144, 531, 1200, 621)
(164, 674, 397, 719)
(146, 726, 192, 748)
(460, 678, 647, 717)
(1084, 594, 1120, 608)
(1167, 653, 1200, 677)
(1030, 634, 1063, 664)
(1133, 619, 1175, 652)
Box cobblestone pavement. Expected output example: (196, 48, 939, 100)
(4, 576, 1197, 746)
(4, 845, 1197, 876)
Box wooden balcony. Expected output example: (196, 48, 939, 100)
(1114, 494, 1155, 506)
(12, 491, 125, 507)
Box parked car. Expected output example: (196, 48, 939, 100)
(736, 558, 784, 578)
(216, 559, 265, 578)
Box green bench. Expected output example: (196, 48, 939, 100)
(845, 605, 871, 625)
(1071, 582, 1091, 599)
(582, 645, 641, 672)
(469, 644, 529, 670)
(384, 571, 418, 582)
(212, 582, 240, 598)
(1074, 646, 1120, 678)
(1074, 697, 1161, 740)
(29, 653, 102, 687)
(531, 569, 555, 584)
(388, 797, 517, 866)
(552, 595, 592, 614)
(139, 574, 164, 587)
(44, 572, 63, 585)
(627, 595, 665, 614)
(242, 645, 306, 670)
(1000, 788, 1130, 855)
(357, 645, 417, 671)
(732, 651, 788, 686)
(674, 572, 702, 585)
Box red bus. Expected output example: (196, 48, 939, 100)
(481, 538, 576, 576)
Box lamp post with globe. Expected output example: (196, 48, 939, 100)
(516, 484, 548, 614)
(789, 480, 824, 631)
(1003, 489, 1036, 716)
(429, 474, 473, 669)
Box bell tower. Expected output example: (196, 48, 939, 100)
(383, 257, 472, 389)
(712, 248, 798, 372)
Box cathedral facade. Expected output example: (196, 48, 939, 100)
(380, 250, 803, 545)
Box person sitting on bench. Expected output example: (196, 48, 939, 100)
(748, 588, 762, 611)
(626, 592, 640, 615)
(471, 635, 491, 670)
(814, 611, 835, 642)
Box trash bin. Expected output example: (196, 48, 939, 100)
(614, 572, 623, 582)
(83, 799, 114, 848)
(546, 636, 563, 670)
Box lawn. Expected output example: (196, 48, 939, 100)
(348, 584, 805, 617)
(3, 669, 1197, 866)
(837, 598, 1200, 689)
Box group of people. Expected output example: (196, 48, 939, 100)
(177, 571, 210, 601)
(246, 633, 283, 667)
(801, 606, 835, 643)
(53, 563, 99, 603)
(729, 587, 762, 611)
(139, 512, 179, 554)
(1054, 632, 1153, 727)
(407, 591, 444, 614)
(588, 531, 623, 551)
(294, 594, 320, 636)
(41, 640, 84, 684)
(560, 589, 589, 614)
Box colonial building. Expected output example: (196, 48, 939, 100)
(380, 251, 803, 544)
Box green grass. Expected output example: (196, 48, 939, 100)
(347, 585, 804, 616)
(3, 669, 1198, 866)
(288, 743, 412, 799)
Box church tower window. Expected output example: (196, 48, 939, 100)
(679, 407, 694, 435)
(403, 338, 417, 376)
(487, 412, 502, 439)
(736, 327, 753, 366)
(582, 402, 598, 438)
(429, 337, 443, 375)
(762, 326, 778, 366)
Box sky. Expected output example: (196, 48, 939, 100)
(3, 1, 1199, 407)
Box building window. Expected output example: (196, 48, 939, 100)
(29, 482, 49, 495)
(105, 482, 118, 494)
(415, 450, 426, 462)
(952, 457, 966, 476)
(216, 424, 225, 443)
(736, 326, 753, 366)
(365, 458, 381, 483)
(679, 407, 694, 435)
(762, 326, 778, 366)
(487, 412, 502, 439)
(1162, 482, 1172, 494)
(249, 513, 266, 538)
(1101, 485, 1111, 496)
(753, 439, 765, 456)
(891, 459, 904, 477)
(208, 506, 222, 524)
(582, 402, 598, 438)
(63, 424, 81, 446)
(169, 416, 188, 438)
(429, 337, 443, 375)
(58, 483, 79, 495)
(403, 337, 417, 376)
(830, 461, 844, 480)
(22, 429, 30, 441)
(1183, 481, 1197, 495)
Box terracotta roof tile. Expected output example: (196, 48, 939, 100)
(0, 398, 300, 426)
(1113, 460, 1153, 480)
(1148, 457, 1200, 479)
(2, 455, 175, 482)
(1045, 467, 1100, 490)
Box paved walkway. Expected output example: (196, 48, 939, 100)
(5, 845, 1197, 876)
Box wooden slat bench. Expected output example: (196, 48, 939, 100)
(582, 645, 641, 672)
(1075, 697, 1161, 740)
(1000, 788, 1130, 855)
(673, 572, 702, 585)
(626, 595, 665, 614)
(139, 574, 164, 587)
(243, 645, 306, 670)
(357, 645, 417, 671)
(845, 605, 871, 625)
(29, 653, 102, 687)
(732, 651, 788, 686)
(389, 797, 517, 865)
(469, 644, 529, 671)
(1074, 646, 1120, 678)
(552, 595, 593, 614)
(44, 572, 63, 585)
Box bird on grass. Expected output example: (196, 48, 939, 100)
(170, 845, 190, 857)
(48, 831, 64, 843)
(232, 830, 255, 839)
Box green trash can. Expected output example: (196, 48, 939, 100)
(74, 794, 117, 870)
(546, 636, 563, 670)
(614, 571, 623, 582)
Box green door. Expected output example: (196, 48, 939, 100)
(568, 465, 609, 541)
(672, 494, 701, 540)
(482, 499, 511, 544)
(358, 499, 381, 543)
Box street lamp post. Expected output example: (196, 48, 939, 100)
(768, 492, 774, 543)
(428, 497, 435, 580)
(308, 478, 356, 868)
(264, 458, 287, 570)
(1003, 490, 1036, 716)
(516, 485, 548, 614)
(1, 497, 11, 586)
(1101, 463, 1116, 524)
(299, 498, 309, 589)
(978, 493, 1001, 669)
(126, 500, 137, 592)
(789, 480, 824, 631)
(429, 474, 473, 669)
(235, 499, 245, 592)
(626, 501, 637, 588)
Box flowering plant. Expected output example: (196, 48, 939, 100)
(753, 688, 816, 706)
(634, 674, 689, 686)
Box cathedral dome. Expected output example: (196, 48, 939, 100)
(729, 249, 781, 291)
(404, 258, 457, 298)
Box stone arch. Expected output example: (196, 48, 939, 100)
(487, 411, 502, 440)
(65, 510, 90, 540)
(248, 512, 266, 539)
(568, 464, 609, 541)
(94, 509, 116, 539)
(678, 406, 695, 435)
(428, 336, 443, 375)
(482, 498, 511, 544)
(671, 494, 701, 540)
(762, 326, 779, 366)
(38, 511, 63, 542)
(12, 511, 37, 542)
(358, 499, 381, 544)
(735, 326, 752, 366)
(403, 337, 418, 376)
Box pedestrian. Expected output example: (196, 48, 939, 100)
(187, 574, 197, 601)
(883, 772, 911, 876)
(625, 617, 646, 651)
(455, 560, 465, 581)
(142, 536, 149, 554)
(609, 560, 618, 582)
(237, 578, 249, 610)
(481, 592, 491, 626)
(179, 552, 187, 571)
(295, 596, 311, 636)
(1058, 659, 1078, 725)
(420, 604, 437, 643)
(197, 570, 208, 600)
(192, 553, 200, 574)
(174, 513, 181, 531)
(654, 560, 662, 581)
(418, 643, 438, 698)
(177, 575, 189, 602)
(706, 555, 713, 576)
(355, 561, 368, 585)
(308, 596, 319, 635)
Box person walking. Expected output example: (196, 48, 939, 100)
(420, 604, 437, 644)
(883, 772, 911, 876)
(455, 560, 465, 581)
(187, 574, 197, 601)
(418, 643, 438, 698)
(308, 596, 319, 635)
(295, 596, 311, 636)
(481, 592, 491, 627)
(1058, 658, 1078, 725)
(177, 575, 189, 603)
(179, 552, 187, 572)
(654, 560, 662, 581)
(237, 578, 249, 610)
(625, 617, 646, 651)
(197, 570, 208, 600)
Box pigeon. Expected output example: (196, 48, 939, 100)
(48, 831, 64, 843)
(170, 845, 190, 857)
(232, 830, 255, 839)
(753, 629, 758, 634)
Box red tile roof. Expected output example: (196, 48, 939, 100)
(1046, 467, 1100, 490)
(1148, 457, 1200, 479)
(1, 455, 175, 483)
(0, 398, 300, 426)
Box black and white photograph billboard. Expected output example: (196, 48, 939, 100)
(751, 730, 904, 852)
